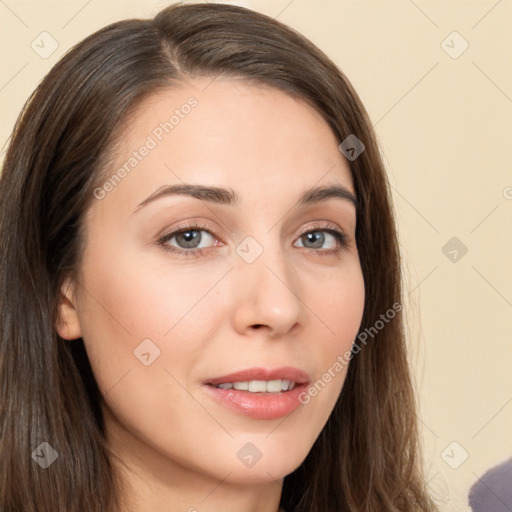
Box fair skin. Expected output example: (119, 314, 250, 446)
(56, 77, 365, 512)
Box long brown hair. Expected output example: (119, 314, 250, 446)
(0, 3, 437, 511)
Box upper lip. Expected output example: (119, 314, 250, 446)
(205, 366, 310, 386)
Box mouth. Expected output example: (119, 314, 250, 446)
(202, 366, 310, 420)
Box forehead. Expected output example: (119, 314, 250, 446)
(98, 77, 354, 212)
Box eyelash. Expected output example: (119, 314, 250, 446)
(156, 221, 349, 258)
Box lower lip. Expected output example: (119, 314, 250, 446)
(203, 383, 308, 420)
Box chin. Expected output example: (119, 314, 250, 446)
(204, 433, 313, 485)
(221, 457, 305, 485)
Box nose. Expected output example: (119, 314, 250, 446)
(230, 241, 304, 339)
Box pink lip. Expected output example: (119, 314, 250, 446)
(202, 366, 310, 420)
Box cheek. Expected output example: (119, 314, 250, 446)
(302, 257, 365, 356)
(74, 239, 233, 394)
(300, 263, 365, 403)
(74, 253, 234, 459)
(319, 265, 365, 341)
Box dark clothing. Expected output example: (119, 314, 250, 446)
(469, 458, 512, 512)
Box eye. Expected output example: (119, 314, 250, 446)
(294, 223, 348, 256)
(158, 221, 219, 257)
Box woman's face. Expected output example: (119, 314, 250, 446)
(57, 78, 364, 490)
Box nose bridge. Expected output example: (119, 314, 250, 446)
(231, 230, 304, 335)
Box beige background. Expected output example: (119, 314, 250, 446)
(1, 1, 511, 510)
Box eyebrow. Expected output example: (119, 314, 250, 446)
(132, 183, 357, 214)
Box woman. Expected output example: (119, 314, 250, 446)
(0, 3, 438, 511)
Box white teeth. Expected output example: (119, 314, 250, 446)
(249, 380, 268, 392)
(265, 380, 282, 392)
(214, 379, 297, 393)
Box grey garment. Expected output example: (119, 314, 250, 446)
(469, 457, 512, 512)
